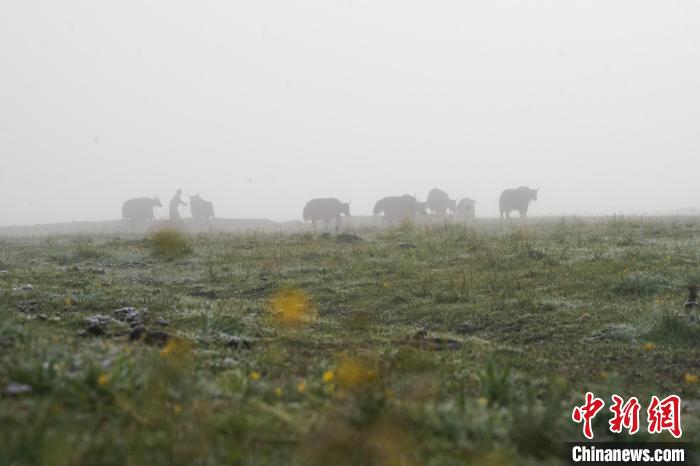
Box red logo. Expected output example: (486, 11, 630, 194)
(572, 392, 605, 439)
(609, 395, 641, 435)
(647, 395, 682, 438)
(572, 393, 682, 439)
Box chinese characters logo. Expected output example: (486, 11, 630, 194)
(571, 392, 681, 439)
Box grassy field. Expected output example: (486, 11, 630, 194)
(1, 217, 699, 465)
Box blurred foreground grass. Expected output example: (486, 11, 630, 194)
(1, 217, 700, 465)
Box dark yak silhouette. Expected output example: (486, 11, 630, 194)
(499, 187, 538, 219)
(190, 194, 215, 221)
(373, 195, 427, 225)
(122, 197, 162, 222)
(302, 198, 350, 229)
(426, 188, 456, 216)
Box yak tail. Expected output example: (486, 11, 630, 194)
(302, 204, 311, 221)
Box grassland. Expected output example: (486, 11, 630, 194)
(1, 217, 700, 465)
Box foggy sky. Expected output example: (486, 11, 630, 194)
(1, 1, 699, 225)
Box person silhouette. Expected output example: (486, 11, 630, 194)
(169, 189, 188, 221)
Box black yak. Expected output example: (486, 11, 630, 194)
(302, 198, 350, 229)
(190, 194, 215, 221)
(456, 197, 477, 220)
(122, 197, 162, 222)
(499, 187, 538, 219)
(426, 188, 456, 216)
(373, 195, 427, 225)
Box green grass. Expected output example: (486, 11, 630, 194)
(149, 229, 193, 260)
(1, 217, 700, 465)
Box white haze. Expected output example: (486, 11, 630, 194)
(1, 1, 699, 225)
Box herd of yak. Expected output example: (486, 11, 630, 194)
(122, 187, 539, 227)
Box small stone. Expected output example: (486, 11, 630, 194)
(85, 324, 105, 336)
(155, 317, 169, 326)
(84, 315, 111, 326)
(227, 337, 254, 350)
(21, 284, 33, 291)
(16, 299, 38, 313)
(3, 382, 32, 396)
(399, 242, 416, 249)
(144, 331, 170, 346)
(0, 270, 9, 276)
(129, 325, 146, 341)
(36, 314, 48, 321)
(114, 307, 141, 323)
(222, 357, 236, 368)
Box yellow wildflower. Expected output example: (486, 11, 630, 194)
(249, 371, 261, 381)
(173, 403, 183, 415)
(643, 342, 656, 352)
(336, 357, 376, 388)
(97, 373, 110, 386)
(684, 373, 699, 384)
(269, 288, 314, 326)
(160, 337, 190, 359)
(274, 387, 282, 397)
(322, 371, 334, 383)
(297, 381, 307, 394)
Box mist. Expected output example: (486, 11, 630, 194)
(1, 0, 699, 226)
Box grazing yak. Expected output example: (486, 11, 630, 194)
(122, 197, 162, 222)
(190, 194, 215, 221)
(303, 198, 350, 229)
(373, 195, 427, 225)
(426, 188, 457, 216)
(499, 187, 538, 219)
(456, 197, 477, 220)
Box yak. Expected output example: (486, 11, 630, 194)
(190, 194, 215, 221)
(373, 195, 427, 225)
(426, 188, 457, 216)
(456, 197, 477, 220)
(302, 198, 350, 229)
(499, 187, 538, 219)
(122, 197, 162, 222)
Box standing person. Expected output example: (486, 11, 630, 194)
(169, 189, 188, 221)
